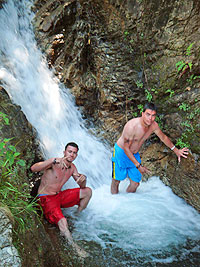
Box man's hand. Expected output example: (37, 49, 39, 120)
(174, 147, 189, 162)
(73, 173, 87, 188)
(53, 157, 69, 169)
(138, 165, 151, 175)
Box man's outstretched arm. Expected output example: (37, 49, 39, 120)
(154, 126, 189, 162)
(31, 158, 55, 172)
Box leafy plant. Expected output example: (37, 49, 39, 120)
(181, 120, 194, 133)
(124, 31, 129, 40)
(165, 89, 175, 97)
(136, 80, 143, 88)
(186, 43, 194, 56)
(155, 114, 164, 129)
(145, 89, 153, 102)
(0, 112, 9, 125)
(187, 74, 200, 85)
(176, 43, 194, 75)
(0, 112, 39, 234)
(176, 134, 190, 148)
(178, 103, 190, 111)
(151, 88, 158, 95)
(176, 61, 192, 73)
(137, 104, 143, 113)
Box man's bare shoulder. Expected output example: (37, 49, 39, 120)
(125, 117, 140, 128)
(151, 121, 160, 132)
(120, 117, 140, 139)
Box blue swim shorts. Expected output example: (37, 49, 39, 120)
(112, 143, 142, 183)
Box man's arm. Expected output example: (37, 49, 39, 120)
(31, 158, 55, 172)
(154, 125, 189, 162)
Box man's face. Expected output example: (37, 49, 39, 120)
(64, 145, 78, 162)
(142, 109, 156, 126)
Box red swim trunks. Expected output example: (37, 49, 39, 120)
(38, 188, 80, 225)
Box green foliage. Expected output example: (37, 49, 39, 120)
(176, 134, 190, 149)
(155, 114, 164, 130)
(176, 61, 192, 73)
(136, 80, 143, 88)
(145, 89, 153, 102)
(0, 182, 38, 233)
(176, 43, 194, 75)
(181, 120, 194, 133)
(178, 102, 190, 111)
(186, 43, 194, 56)
(132, 112, 138, 117)
(151, 88, 158, 95)
(186, 74, 200, 85)
(165, 89, 174, 97)
(124, 31, 129, 40)
(0, 112, 9, 125)
(0, 112, 39, 234)
(137, 104, 143, 113)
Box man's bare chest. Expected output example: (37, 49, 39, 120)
(133, 127, 153, 142)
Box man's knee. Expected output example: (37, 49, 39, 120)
(86, 187, 92, 198)
(126, 181, 139, 193)
(80, 187, 92, 199)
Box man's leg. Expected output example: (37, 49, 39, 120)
(126, 178, 139, 193)
(58, 217, 88, 258)
(111, 178, 120, 194)
(127, 158, 142, 193)
(57, 217, 71, 239)
(78, 187, 92, 212)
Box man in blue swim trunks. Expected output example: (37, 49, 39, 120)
(111, 102, 189, 194)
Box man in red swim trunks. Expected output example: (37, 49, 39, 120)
(31, 142, 92, 257)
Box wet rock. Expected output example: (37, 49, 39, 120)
(141, 143, 200, 211)
(0, 210, 21, 267)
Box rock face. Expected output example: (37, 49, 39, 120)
(32, 0, 200, 210)
(33, 0, 200, 150)
(0, 88, 41, 167)
(0, 210, 21, 267)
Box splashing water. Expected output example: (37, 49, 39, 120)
(0, 1, 200, 266)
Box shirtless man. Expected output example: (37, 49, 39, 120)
(31, 142, 92, 257)
(111, 102, 189, 194)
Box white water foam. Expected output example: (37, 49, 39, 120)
(0, 0, 200, 265)
(67, 177, 200, 263)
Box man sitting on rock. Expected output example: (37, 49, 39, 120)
(31, 142, 92, 258)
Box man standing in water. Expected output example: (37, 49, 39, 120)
(111, 102, 189, 194)
(31, 142, 92, 257)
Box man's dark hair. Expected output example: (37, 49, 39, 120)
(143, 102, 157, 113)
(65, 142, 79, 151)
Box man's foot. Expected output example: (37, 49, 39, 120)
(73, 243, 89, 258)
(61, 231, 89, 258)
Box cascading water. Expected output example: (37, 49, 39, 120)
(0, 0, 200, 266)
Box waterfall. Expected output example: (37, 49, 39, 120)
(0, 0, 111, 189)
(0, 0, 200, 266)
